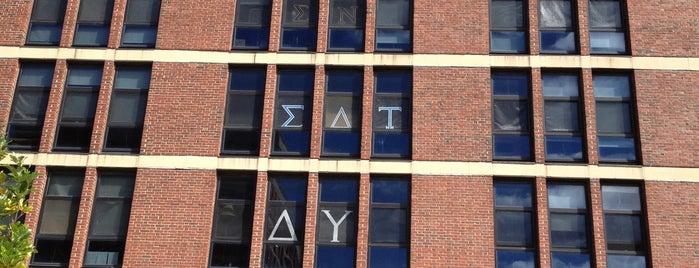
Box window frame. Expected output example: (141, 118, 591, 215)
(327, 0, 366, 52)
(592, 71, 640, 164)
(314, 175, 360, 267)
(491, 70, 533, 161)
(103, 64, 151, 153)
(271, 68, 314, 157)
(322, 68, 363, 157)
(538, 0, 579, 54)
(374, 0, 412, 52)
(493, 179, 538, 265)
(371, 69, 412, 159)
(489, 0, 529, 54)
(262, 174, 308, 268)
(7, 62, 55, 151)
(221, 66, 266, 155)
(600, 182, 649, 264)
(547, 181, 593, 267)
(120, 0, 161, 48)
(26, 0, 68, 46)
(542, 71, 586, 163)
(368, 176, 410, 268)
(587, 0, 630, 54)
(280, 0, 319, 51)
(73, 0, 115, 47)
(232, 0, 272, 50)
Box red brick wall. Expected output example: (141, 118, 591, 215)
(157, 0, 234, 51)
(628, 0, 699, 57)
(635, 70, 699, 167)
(411, 175, 494, 267)
(123, 169, 216, 268)
(140, 62, 227, 156)
(412, 67, 491, 161)
(413, 1, 489, 54)
(0, 0, 32, 46)
(0, 59, 20, 128)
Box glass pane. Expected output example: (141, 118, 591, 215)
(273, 130, 310, 155)
(327, 70, 363, 93)
(90, 200, 130, 236)
(548, 184, 586, 209)
(491, 1, 524, 28)
(77, 0, 112, 22)
(227, 94, 263, 126)
(275, 96, 310, 128)
(605, 214, 643, 250)
(590, 31, 627, 54)
(551, 253, 590, 268)
(491, 31, 527, 53)
(495, 182, 532, 207)
(496, 211, 533, 245)
(493, 135, 531, 160)
(67, 66, 103, 87)
(47, 174, 83, 196)
(545, 101, 579, 132)
(210, 243, 250, 267)
(38, 200, 79, 235)
(375, 71, 411, 93)
(607, 255, 646, 268)
(492, 73, 528, 96)
(376, 29, 411, 51)
(543, 74, 578, 97)
(369, 247, 407, 268)
(121, 25, 157, 47)
(602, 185, 641, 211)
(97, 174, 135, 198)
(540, 0, 572, 28)
(55, 126, 93, 150)
(545, 136, 583, 161)
(593, 75, 630, 98)
(7, 125, 43, 149)
(27, 24, 62, 45)
(322, 131, 360, 156)
(596, 102, 631, 133)
(589, 0, 622, 28)
(329, 0, 363, 27)
(278, 70, 314, 92)
(105, 127, 142, 150)
(115, 68, 151, 89)
(264, 206, 306, 240)
(269, 177, 307, 202)
(494, 100, 528, 131)
(370, 208, 407, 243)
(215, 203, 253, 239)
(233, 27, 269, 49)
(73, 25, 110, 46)
(324, 96, 360, 128)
(125, 0, 160, 24)
(109, 92, 147, 124)
(550, 213, 588, 247)
(371, 179, 409, 204)
(62, 90, 99, 121)
(282, 0, 316, 26)
(32, 0, 67, 21)
(316, 246, 355, 268)
(377, 0, 409, 26)
(373, 98, 409, 130)
(85, 241, 124, 266)
(236, 0, 271, 26)
(18, 64, 54, 87)
(496, 250, 535, 268)
(373, 132, 410, 157)
(12, 90, 50, 121)
(320, 179, 358, 203)
(540, 31, 576, 53)
(317, 206, 357, 243)
(219, 177, 256, 200)
(263, 244, 303, 268)
(281, 28, 316, 50)
(231, 69, 266, 91)
(33, 239, 72, 264)
(222, 129, 260, 153)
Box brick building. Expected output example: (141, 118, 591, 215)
(0, 0, 697, 267)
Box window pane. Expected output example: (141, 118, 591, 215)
(109, 92, 147, 124)
(492, 74, 528, 96)
(227, 94, 263, 126)
(322, 131, 360, 156)
(39, 200, 80, 235)
(494, 100, 528, 131)
(593, 75, 630, 98)
(281, 28, 317, 50)
(316, 246, 355, 268)
(122, 25, 157, 46)
(33, 239, 72, 264)
(211, 243, 250, 267)
(540, 31, 576, 53)
(47, 174, 83, 196)
(264, 206, 306, 240)
(545, 101, 579, 132)
(376, 29, 410, 51)
(223, 129, 260, 153)
(219, 177, 256, 200)
(540, 0, 572, 28)
(234, 27, 270, 49)
(495, 182, 532, 207)
(491, 1, 524, 28)
(496, 211, 533, 245)
(273, 130, 310, 154)
(327, 71, 362, 93)
(493, 135, 531, 160)
(32, 0, 67, 21)
(317, 206, 357, 243)
(590, 31, 626, 54)
(602, 185, 641, 211)
(551, 253, 590, 268)
(18, 65, 54, 87)
(377, 0, 409, 26)
(263, 244, 303, 268)
(236, 0, 271, 26)
(231, 69, 266, 91)
(12, 90, 50, 121)
(371, 179, 409, 204)
(596, 102, 631, 133)
(589, 0, 622, 28)
(275, 96, 310, 128)
(269, 177, 307, 202)
(125, 0, 160, 24)
(27, 24, 63, 45)
(321, 179, 358, 203)
(62, 90, 99, 120)
(74, 25, 110, 46)
(605, 215, 643, 248)
(85, 241, 124, 266)
(77, 0, 112, 22)
(55, 126, 92, 149)
(97, 175, 135, 198)
(373, 132, 410, 157)
(543, 74, 578, 97)
(282, 0, 316, 27)
(545, 136, 583, 161)
(324, 95, 360, 128)
(373, 98, 409, 130)
(548, 184, 586, 209)
(370, 208, 407, 243)
(215, 203, 253, 239)
(67, 66, 103, 87)
(115, 68, 151, 89)
(7, 125, 43, 149)
(90, 200, 130, 236)
(375, 72, 411, 93)
(369, 247, 407, 268)
(105, 127, 142, 150)
(606, 255, 646, 268)
(278, 70, 314, 92)
(491, 31, 527, 53)
(550, 213, 588, 247)
(329, 0, 363, 27)
(329, 29, 364, 51)
(496, 250, 535, 268)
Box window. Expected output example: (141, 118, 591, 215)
(593, 74, 637, 163)
(539, 0, 577, 53)
(375, 0, 411, 51)
(26, 0, 67, 45)
(209, 173, 256, 268)
(73, 0, 114, 47)
(54, 64, 103, 152)
(328, 0, 365, 51)
(601, 184, 647, 268)
(121, 0, 161, 47)
(543, 73, 584, 162)
(323, 70, 362, 157)
(494, 181, 536, 268)
(492, 72, 532, 160)
(272, 69, 314, 156)
(369, 178, 409, 268)
(373, 70, 411, 158)
(84, 171, 135, 267)
(7, 63, 54, 151)
(315, 176, 359, 268)
(222, 67, 265, 155)
(588, 0, 627, 54)
(32, 170, 84, 267)
(104, 65, 150, 153)
(263, 175, 307, 268)
(280, 0, 318, 50)
(548, 183, 591, 268)
(490, 0, 527, 53)
(232, 0, 271, 50)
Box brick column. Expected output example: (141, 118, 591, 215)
(316, 0, 329, 53)
(310, 65, 325, 159)
(589, 179, 607, 268)
(364, 0, 375, 53)
(268, 0, 283, 52)
(107, 0, 127, 48)
(39, 60, 68, 153)
(576, 0, 590, 55)
(581, 68, 598, 164)
(259, 65, 277, 158)
(0, 59, 20, 127)
(302, 173, 319, 267)
(69, 168, 97, 267)
(0, 0, 32, 46)
(531, 68, 545, 163)
(360, 66, 373, 160)
(536, 177, 551, 268)
(249, 171, 269, 267)
(355, 173, 370, 268)
(59, 0, 80, 47)
(528, 0, 541, 55)
(89, 61, 115, 154)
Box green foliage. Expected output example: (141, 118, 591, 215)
(0, 138, 37, 268)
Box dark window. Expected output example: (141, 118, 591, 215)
(233, 0, 271, 50)
(375, 0, 411, 51)
(32, 170, 85, 267)
(272, 69, 314, 156)
(490, 0, 527, 53)
(263, 175, 307, 268)
(494, 181, 536, 268)
(209, 173, 257, 268)
(54, 64, 103, 152)
(7, 63, 55, 151)
(104, 65, 150, 153)
(539, 0, 577, 53)
(589, 0, 627, 54)
(222, 67, 266, 155)
(73, 0, 114, 47)
(602, 184, 647, 268)
(369, 178, 409, 268)
(26, 0, 67, 45)
(492, 72, 532, 160)
(373, 70, 411, 158)
(323, 70, 362, 157)
(328, 0, 365, 51)
(280, 0, 318, 50)
(548, 183, 591, 268)
(315, 176, 359, 268)
(121, 0, 161, 47)
(543, 73, 584, 162)
(84, 171, 135, 267)
(594, 74, 637, 163)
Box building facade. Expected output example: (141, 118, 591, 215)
(0, 0, 698, 267)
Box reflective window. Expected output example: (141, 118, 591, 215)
(490, 0, 527, 53)
(273, 69, 314, 156)
(104, 65, 150, 153)
(281, 0, 318, 50)
(373, 71, 411, 158)
(121, 0, 161, 47)
(602, 184, 647, 267)
(223, 67, 266, 155)
(233, 0, 271, 50)
(589, 0, 627, 54)
(315, 177, 359, 268)
(369, 178, 409, 268)
(495, 181, 535, 267)
(263, 175, 307, 268)
(7, 63, 55, 151)
(375, 0, 411, 51)
(594, 74, 637, 163)
(539, 0, 577, 53)
(543, 73, 584, 162)
(323, 70, 362, 157)
(548, 182, 591, 268)
(328, 0, 365, 51)
(73, 0, 114, 47)
(492, 72, 532, 160)
(26, 0, 67, 45)
(210, 173, 256, 268)
(55, 64, 103, 152)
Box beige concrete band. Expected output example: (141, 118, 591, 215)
(1, 46, 698, 70)
(2, 153, 698, 182)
